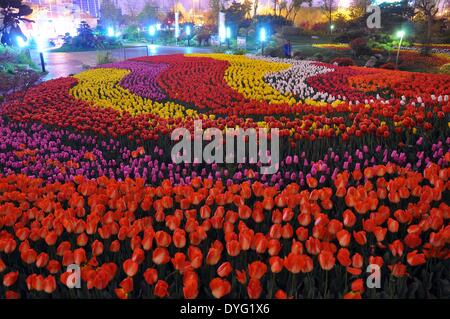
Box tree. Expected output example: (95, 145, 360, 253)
(0, 0, 34, 46)
(414, 0, 441, 46)
(253, 0, 258, 17)
(223, 1, 250, 28)
(99, 0, 123, 29)
(321, 0, 337, 34)
(243, 0, 253, 18)
(209, 0, 229, 23)
(138, 2, 159, 25)
(349, 0, 372, 20)
(75, 21, 95, 48)
(285, 0, 312, 21)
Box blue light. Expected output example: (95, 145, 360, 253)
(16, 37, 27, 48)
(149, 25, 156, 37)
(259, 28, 266, 42)
(186, 25, 191, 36)
(107, 27, 115, 37)
(226, 26, 231, 39)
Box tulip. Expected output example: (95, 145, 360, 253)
(154, 280, 169, 298)
(318, 250, 335, 271)
(123, 259, 139, 277)
(3, 271, 19, 287)
(209, 278, 231, 299)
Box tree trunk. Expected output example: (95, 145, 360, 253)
(426, 13, 432, 45)
(253, 0, 258, 17)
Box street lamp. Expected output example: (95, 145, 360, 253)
(107, 27, 115, 37)
(149, 25, 156, 44)
(395, 30, 405, 69)
(186, 25, 191, 46)
(330, 24, 335, 34)
(260, 27, 266, 55)
(16, 36, 27, 48)
(226, 26, 231, 49)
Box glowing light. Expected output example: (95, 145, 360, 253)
(149, 25, 156, 37)
(397, 30, 405, 38)
(226, 26, 231, 39)
(16, 37, 27, 48)
(107, 27, 115, 37)
(186, 25, 191, 36)
(259, 28, 266, 42)
(149, 44, 157, 55)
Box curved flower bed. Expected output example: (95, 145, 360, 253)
(98, 61, 169, 101)
(0, 54, 449, 299)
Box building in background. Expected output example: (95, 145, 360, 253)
(24, 0, 98, 39)
(73, 0, 101, 17)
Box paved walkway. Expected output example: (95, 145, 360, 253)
(31, 45, 212, 80)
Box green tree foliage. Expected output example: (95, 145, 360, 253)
(99, 0, 123, 29)
(138, 2, 159, 25)
(0, 0, 33, 46)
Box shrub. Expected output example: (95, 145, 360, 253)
(96, 51, 116, 65)
(350, 37, 369, 56)
(330, 57, 355, 66)
(292, 51, 304, 60)
(380, 62, 396, 70)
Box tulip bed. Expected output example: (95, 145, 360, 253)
(0, 54, 449, 300)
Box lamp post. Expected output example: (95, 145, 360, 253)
(395, 30, 405, 69)
(226, 26, 231, 49)
(186, 25, 191, 46)
(149, 25, 156, 44)
(330, 24, 335, 34)
(260, 27, 266, 55)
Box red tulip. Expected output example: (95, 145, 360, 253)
(248, 261, 267, 280)
(143, 268, 158, 285)
(217, 262, 233, 277)
(152, 247, 170, 265)
(247, 279, 263, 299)
(3, 271, 19, 287)
(318, 250, 335, 271)
(123, 259, 139, 277)
(154, 280, 169, 298)
(407, 250, 426, 266)
(209, 278, 231, 299)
